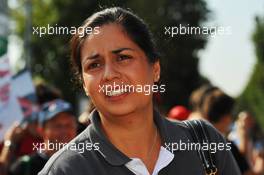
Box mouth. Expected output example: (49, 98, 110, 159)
(104, 88, 130, 101)
(106, 88, 129, 97)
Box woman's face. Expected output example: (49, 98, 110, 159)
(80, 24, 160, 117)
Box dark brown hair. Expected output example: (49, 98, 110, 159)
(70, 7, 160, 86)
(201, 89, 235, 123)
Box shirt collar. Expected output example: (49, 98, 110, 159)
(88, 110, 130, 166)
(87, 109, 186, 166)
(125, 146, 174, 175)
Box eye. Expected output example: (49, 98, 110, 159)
(87, 62, 101, 70)
(117, 54, 132, 61)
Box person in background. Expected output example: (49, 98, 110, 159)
(0, 113, 42, 171)
(198, 88, 264, 175)
(8, 99, 77, 175)
(188, 84, 217, 120)
(229, 111, 264, 173)
(0, 83, 62, 174)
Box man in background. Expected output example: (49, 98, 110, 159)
(9, 99, 77, 175)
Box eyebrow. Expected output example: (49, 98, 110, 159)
(84, 47, 134, 61)
(111, 47, 134, 54)
(85, 53, 99, 60)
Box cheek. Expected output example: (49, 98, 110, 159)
(129, 63, 154, 85)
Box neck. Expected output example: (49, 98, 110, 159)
(101, 105, 154, 133)
(99, 105, 161, 173)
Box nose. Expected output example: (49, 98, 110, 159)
(102, 61, 121, 82)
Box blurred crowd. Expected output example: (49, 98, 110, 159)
(0, 84, 90, 175)
(169, 85, 264, 175)
(0, 83, 263, 175)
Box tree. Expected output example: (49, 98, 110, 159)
(236, 16, 264, 128)
(11, 0, 210, 114)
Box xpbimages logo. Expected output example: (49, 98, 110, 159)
(164, 24, 232, 37)
(98, 82, 166, 96)
(33, 140, 100, 154)
(164, 140, 232, 154)
(32, 24, 100, 37)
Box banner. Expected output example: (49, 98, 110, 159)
(11, 69, 38, 124)
(0, 54, 24, 140)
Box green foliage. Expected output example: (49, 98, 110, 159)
(253, 17, 264, 63)
(237, 17, 264, 128)
(11, 0, 210, 113)
(11, 0, 58, 36)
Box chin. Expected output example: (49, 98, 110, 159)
(100, 103, 136, 117)
(95, 94, 151, 117)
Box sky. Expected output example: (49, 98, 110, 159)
(7, 0, 264, 97)
(199, 0, 264, 97)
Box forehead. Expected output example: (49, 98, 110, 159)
(81, 24, 141, 56)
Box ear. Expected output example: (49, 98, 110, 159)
(153, 60, 161, 82)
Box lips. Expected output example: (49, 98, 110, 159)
(106, 88, 128, 97)
(102, 84, 131, 102)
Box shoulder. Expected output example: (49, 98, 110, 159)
(164, 118, 231, 156)
(165, 118, 240, 174)
(164, 118, 226, 143)
(38, 126, 97, 175)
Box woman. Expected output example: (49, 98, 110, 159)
(39, 7, 240, 175)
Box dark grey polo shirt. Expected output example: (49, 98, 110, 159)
(38, 110, 241, 175)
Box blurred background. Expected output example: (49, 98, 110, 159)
(0, 0, 264, 174)
(0, 0, 264, 121)
(2, 0, 264, 123)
